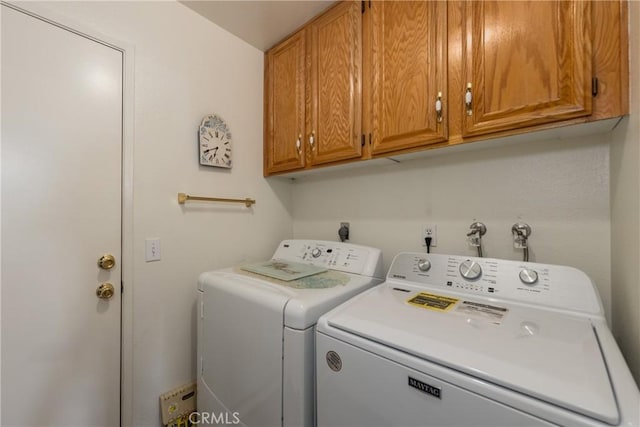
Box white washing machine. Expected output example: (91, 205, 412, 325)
(197, 239, 383, 427)
(317, 253, 640, 426)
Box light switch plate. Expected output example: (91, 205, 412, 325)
(145, 238, 161, 262)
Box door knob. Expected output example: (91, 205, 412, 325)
(96, 283, 115, 300)
(98, 254, 116, 270)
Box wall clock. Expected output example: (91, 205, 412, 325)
(199, 114, 232, 168)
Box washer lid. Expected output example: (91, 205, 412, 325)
(325, 284, 619, 425)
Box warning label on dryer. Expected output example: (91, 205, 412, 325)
(453, 300, 508, 325)
(407, 292, 459, 312)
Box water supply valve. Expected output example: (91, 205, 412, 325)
(467, 222, 487, 257)
(512, 222, 532, 262)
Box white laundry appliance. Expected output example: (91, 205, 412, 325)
(316, 253, 640, 426)
(197, 239, 384, 427)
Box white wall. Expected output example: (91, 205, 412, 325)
(23, 1, 293, 425)
(611, 1, 640, 383)
(292, 133, 612, 320)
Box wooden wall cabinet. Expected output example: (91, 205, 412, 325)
(443, 0, 628, 148)
(460, 1, 593, 137)
(369, 1, 448, 155)
(264, 0, 628, 176)
(264, 31, 306, 174)
(366, 0, 627, 158)
(264, 1, 362, 176)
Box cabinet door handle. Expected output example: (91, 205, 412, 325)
(465, 83, 473, 116)
(309, 131, 315, 149)
(435, 92, 443, 123)
(295, 134, 302, 154)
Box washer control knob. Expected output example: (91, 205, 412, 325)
(417, 259, 431, 272)
(459, 260, 482, 280)
(311, 248, 322, 258)
(519, 268, 539, 285)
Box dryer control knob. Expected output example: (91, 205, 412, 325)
(519, 268, 539, 285)
(417, 259, 431, 272)
(311, 248, 322, 258)
(459, 260, 482, 280)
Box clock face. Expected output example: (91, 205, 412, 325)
(199, 114, 232, 168)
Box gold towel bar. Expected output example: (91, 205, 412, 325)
(177, 193, 255, 207)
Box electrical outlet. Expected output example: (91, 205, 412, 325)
(422, 224, 437, 247)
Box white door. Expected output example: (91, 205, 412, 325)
(1, 5, 123, 426)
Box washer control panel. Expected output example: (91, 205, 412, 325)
(387, 253, 602, 314)
(272, 240, 383, 278)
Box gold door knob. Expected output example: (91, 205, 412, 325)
(96, 283, 115, 300)
(98, 254, 116, 270)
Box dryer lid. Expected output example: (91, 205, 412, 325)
(198, 269, 381, 330)
(325, 284, 619, 425)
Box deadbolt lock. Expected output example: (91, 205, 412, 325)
(98, 254, 116, 270)
(96, 283, 115, 300)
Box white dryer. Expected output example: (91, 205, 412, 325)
(197, 240, 383, 427)
(317, 253, 640, 426)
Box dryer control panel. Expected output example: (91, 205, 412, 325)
(273, 240, 384, 278)
(386, 252, 602, 315)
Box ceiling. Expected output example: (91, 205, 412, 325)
(180, 1, 334, 52)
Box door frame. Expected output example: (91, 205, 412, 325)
(0, 2, 135, 425)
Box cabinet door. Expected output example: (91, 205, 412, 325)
(370, 1, 447, 155)
(461, 1, 592, 137)
(264, 31, 306, 175)
(309, 1, 362, 166)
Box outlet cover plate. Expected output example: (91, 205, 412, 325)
(422, 224, 437, 247)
